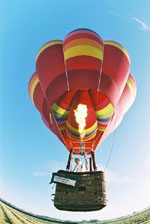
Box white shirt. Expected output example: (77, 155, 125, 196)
(73, 161, 86, 172)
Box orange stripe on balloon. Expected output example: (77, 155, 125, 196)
(63, 38, 103, 52)
(66, 130, 96, 142)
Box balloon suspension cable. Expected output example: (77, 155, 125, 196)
(97, 43, 104, 91)
(91, 149, 97, 171)
(38, 80, 51, 110)
(89, 157, 93, 172)
(104, 130, 116, 171)
(39, 75, 72, 150)
(84, 151, 88, 171)
(62, 46, 70, 91)
(38, 76, 69, 147)
(62, 45, 73, 148)
(37, 74, 72, 153)
(51, 110, 69, 148)
(66, 148, 73, 170)
(38, 79, 54, 125)
(91, 43, 104, 149)
(91, 110, 116, 170)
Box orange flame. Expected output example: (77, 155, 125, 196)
(74, 104, 88, 139)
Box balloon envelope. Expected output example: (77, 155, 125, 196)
(29, 29, 136, 154)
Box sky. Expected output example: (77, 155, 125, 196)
(0, 0, 150, 222)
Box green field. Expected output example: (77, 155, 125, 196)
(0, 199, 150, 224)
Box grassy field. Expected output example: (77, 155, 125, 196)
(0, 198, 150, 224)
(0, 200, 68, 224)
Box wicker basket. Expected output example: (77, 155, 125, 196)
(52, 170, 106, 211)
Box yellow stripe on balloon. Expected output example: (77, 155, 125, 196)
(96, 103, 114, 119)
(64, 45, 103, 60)
(104, 41, 130, 64)
(67, 131, 96, 142)
(66, 120, 97, 135)
(36, 40, 63, 61)
(30, 76, 39, 104)
(59, 126, 66, 131)
(52, 103, 69, 118)
(98, 126, 106, 132)
(83, 133, 97, 141)
(127, 77, 135, 96)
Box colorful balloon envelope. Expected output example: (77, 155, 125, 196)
(29, 29, 136, 154)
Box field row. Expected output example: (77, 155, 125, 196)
(0, 201, 59, 224)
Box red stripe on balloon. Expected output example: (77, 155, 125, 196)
(65, 56, 101, 71)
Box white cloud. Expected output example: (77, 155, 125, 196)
(0, 178, 12, 202)
(108, 11, 150, 32)
(33, 160, 66, 177)
(132, 17, 150, 31)
(143, 145, 150, 168)
(33, 172, 51, 176)
(0, 178, 5, 193)
(97, 164, 130, 185)
(145, 153, 150, 167)
(139, 143, 150, 168)
(127, 178, 150, 211)
(106, 169, 130, 184)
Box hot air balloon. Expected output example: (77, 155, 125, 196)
(28, 29, 136, 211)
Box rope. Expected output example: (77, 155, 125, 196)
(51, 110, 69, 148)
(38, 78, 54, 128)
(62, 45, 74, 150)
(104, 129, 116, 171)
(38, 77, 67, 147)
(91, 43, 104, 149)
(38, 80, 51, 110)
(91, 42, 116, 169)
(97, 43, 104, 91)
(38, 42, 72, 148)
(62, 47, 70, 91)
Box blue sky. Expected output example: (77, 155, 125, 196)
(0, 0, 150, 221)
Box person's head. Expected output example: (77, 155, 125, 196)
(75, 158, 82, 165)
